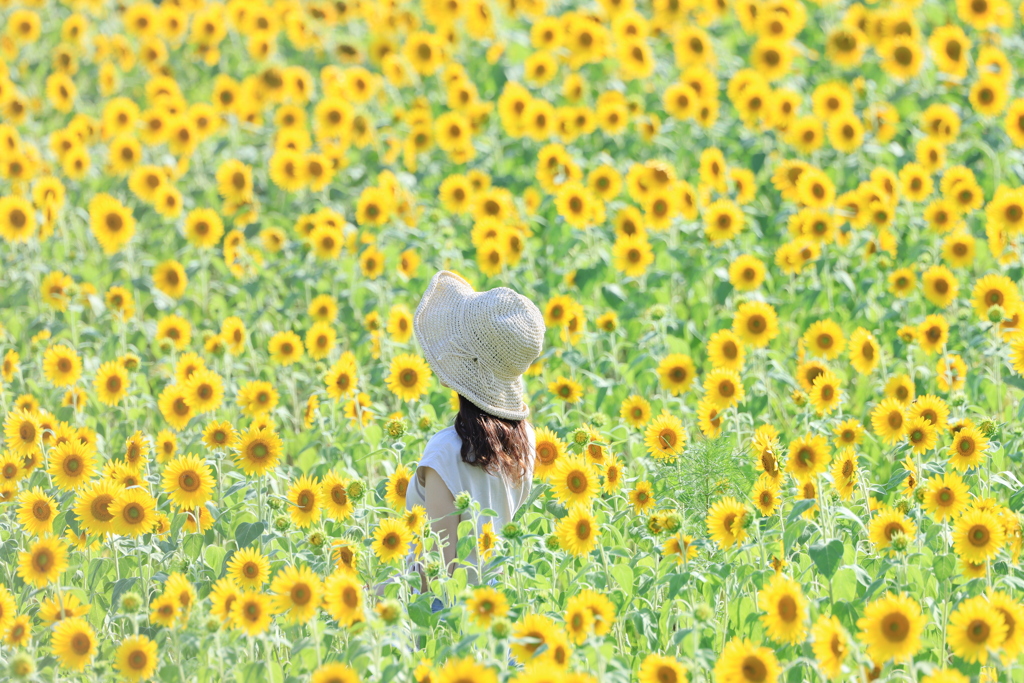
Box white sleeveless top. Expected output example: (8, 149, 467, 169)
(405, 424, 536, 536)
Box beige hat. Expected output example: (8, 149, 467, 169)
(414, 271, 545, 420)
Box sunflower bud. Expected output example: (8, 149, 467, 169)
(913, 486, 926, 504)
(646, 513, 664, 535)
(570, 427, 590, 447)
(589, 412, 608, 428)
(203, 615, 220, 633)
(347, 479, 366, 502)
(273, 515, 290, 532)
(386, 417, 407, 439)
(424, 561, 442, 579)
(267, 497, 283, 510)
(307, 531, 325, 548)
(501, 522, 522, 540)
(987, 305, 1006, 323)
(544, 534, 560, 551)
(647, 304, 668, 321)
(9, 653, 35, 679)
(979, 419, 998, 438)
(120, 591, 143, 613)
(375, 599, 402, 624)
(661, 511, 683, 534)
(889, 531, 909, 553)
(454, 491, 472, 511)
(418, 416, 432, 430)
(694, 602, 714, 622)
(893, 498, 912, 516)
(490, 617, 512, 639)
(791, 390, 807, 406)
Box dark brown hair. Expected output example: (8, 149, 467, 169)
(454, 395, 532, 486)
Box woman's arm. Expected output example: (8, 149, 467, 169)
(421, 466, 460, 577)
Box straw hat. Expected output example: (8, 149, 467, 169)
(414, 270, 545, 421)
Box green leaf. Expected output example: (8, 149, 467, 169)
(234, 521, 265, 548)
(183, 534, 204, 560)
(610, 563, 634, 598)
(808, 539, 844, 579)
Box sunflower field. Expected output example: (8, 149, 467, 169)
(4, 0, 1024, 681)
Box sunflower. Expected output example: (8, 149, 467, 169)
(989, 590, 1024, 661)
(869, 506, 918, 553)
(619, 395, 652, 428)
(848, 327, 880, 375)
(786, 434, 830, 482)
(638, 654, 687, 683)
(612, 234, 654, 277)
(733, 301, 779, 348)
(161, 453, 215, 510)
(0, 195, 37, 243)
(324, 570, 364, 626)
(234, 426, 283, 476)
(810, 615, 849, 679)
(51, 616, 97, 671)
(372, 517, 413, 564)
(270, 564, 323, 624)
(703, 199, 744, 242)
(857, 593, 927, 664)
(697, 397, 724, 439)
(93, 360, 129, 406)
(953, 507, 1006, 562)
(644, 412, 687, 460)
(707, 329, 745, 371)
(706, 497, 749, 549)
(18, 535, 69, 587)
(110, 489, 157, 537)
(758, 573, 807, 645)
(4, 409, 40, 457)
(156, 315, 192, 351)
(880, 36, 923, 80)
(751, 476, 780, 516)
(114, 634, 158, 681)
(311, 664, 361, 683)
(949, 425, 988, 471)
(657, 354, 695, 395)
(216, 159, 253, 203)
(227, 547, 270, 589)
(809, 371, 842, 415)
(17, 486, 57, 535)
(73, 479, 123, 536)
(42, 344, 82, 387)
(47, 439, 95, 491)
(870, 397, 906, 445)
(153, 260, 188, 299)
(321, 472, 354, 521)
(231, 592, 274, 636)
(947, 595, 1007, 664)
(703, 367, 745, 409)
(972, 273, 1020, 320)
(548, 375, 583, 403)
(287, 475, 323, 528)
(510, 614, 563, 665)
(386, 354, 431, 402)
(556, 505, 601, 556)
(268, 330, 304, 366)
(382, 464, 412, 511)
(149, 594, 179, 628)
(551, 454, 599, 507)
(713, 638, 781, 683)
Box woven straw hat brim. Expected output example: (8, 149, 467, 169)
(414, 271, 533, 421)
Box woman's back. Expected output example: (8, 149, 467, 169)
(406, 423, 536, 535)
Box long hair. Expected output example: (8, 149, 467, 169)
(453, 395, 531, 486)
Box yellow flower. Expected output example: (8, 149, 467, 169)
(42, 344, 82, 387)
(466, 586, 509, 627)
(372, 517, 413, 563)
(114, 634, 158, 681)
(384, 464, 411, 510)
(227, 547, 271, 589)
(270, 564, 323, 624)
(51, 617, 97, 671)
(857, 593, 927, 663)
(551, 454, 599, 508)
(706, 497, 749, 549)
(758, 574, 808, 645)
(386, 354, 431, 402)
(231, 592, 274, 636)
(18, 536, 69, 587)
(657, 353, 695, 395)
(556, 505, 601, 556)
(953, 507, 1005, 563)
(548, 375, 583, 403)
(324, 570, 364, 626)
(287, 475, 323, 528)
(810, 615, 849, 679)
(946, 595, 1008, 664)
(639, 654, 687, 683)
(713, 638, 781, 683)
(110, 489, 157, 537)
(161, 453, 215, 510)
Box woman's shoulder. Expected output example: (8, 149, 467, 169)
(422, 425, 461, 461)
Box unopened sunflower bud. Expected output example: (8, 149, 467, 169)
(386, 417, 407, 439)
(890, 531, 909, 553)
(347, 479, 366, 501)
(544, 534, 560, 551)
(375, 599, 402, 624)
(491, 617, 512, 639)
(307, 531, 325, 548)
(894, 498, 912, 516)
(791, 390, 807, 406)
(501, 522, 522, 540)
(424, 561, 442, 579)
(267, 497, 283, 510)
(9, 653, 35, 679)
(987, 305, 1007, 323)
(648, 304, 667, 321)
(589, 412, 608, 428)
(913, 487, 926, 504)
(979, 419, 998, 438)
(454, 491, 472, 511)
(570, 427, 590, 446)
(203, 616, 220, 633)
(273, 515, 290, 532)
(418, 416, 432, 430)
(120, 591, 142, 613)
(662, 511, 683, 534)
(646, 514, 664, 535)
(694, 603, 714, 622)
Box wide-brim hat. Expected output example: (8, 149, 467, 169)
(414, 271, 545, 421)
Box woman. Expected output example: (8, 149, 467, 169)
(406, 270, 545, 586)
